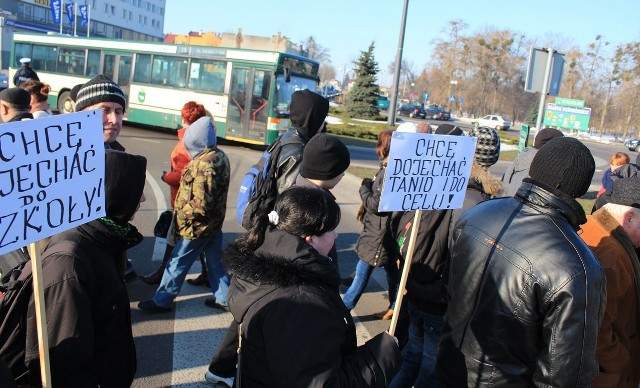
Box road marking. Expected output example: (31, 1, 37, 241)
(133, 137, 162, 143)
(145, 171, 169, 262)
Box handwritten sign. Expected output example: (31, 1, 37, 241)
(379, 132, 476, 212)
(0, 110, 105, 255)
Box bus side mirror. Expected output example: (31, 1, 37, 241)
(284, 67, 291, 83)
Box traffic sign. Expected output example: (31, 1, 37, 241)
(449, 95, 455, 102)
(423, 92, 429, 100)
(459, 97, 464, 103)
(543, 103, 591, 131)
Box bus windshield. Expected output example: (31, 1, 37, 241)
(274, 75, 318, 116)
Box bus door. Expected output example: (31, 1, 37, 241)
(104, 54, 133, 107)
(228, 67, 272, 143)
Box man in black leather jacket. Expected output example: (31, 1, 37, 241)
(437, 137, 606, 387)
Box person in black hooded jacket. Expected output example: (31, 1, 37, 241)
(222, 186, 401, 387)
(4, 150, 146, 387)
(274, 89, 329, 194)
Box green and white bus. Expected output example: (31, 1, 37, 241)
(9, 32, 320, 145)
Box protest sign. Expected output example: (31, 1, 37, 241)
(0, 110, 105, 256)
(379, 132, 477, 212)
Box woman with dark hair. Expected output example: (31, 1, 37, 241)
(140, 101, 208, 285)
(222, 186, 401, 386)
(19, 80, 52, 118)
(342, 129, 400, 320)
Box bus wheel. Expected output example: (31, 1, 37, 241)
(57, 91, 74, 114)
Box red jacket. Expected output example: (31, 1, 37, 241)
(162, 127, 190, 207)
(581, 209, 640, 388)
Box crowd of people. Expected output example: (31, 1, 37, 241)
(0, 61, 638, 388)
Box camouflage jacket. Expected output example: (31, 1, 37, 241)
(174, 147, 230, 239)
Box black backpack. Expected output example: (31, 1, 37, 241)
(236, 136, 302, 230)
(0, 249, 31, 294)
(0, 241, 78, 385)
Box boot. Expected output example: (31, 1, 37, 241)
(139, 244, 173, 285)
(187, 254, 210, 287)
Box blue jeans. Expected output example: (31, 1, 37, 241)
(389, 303, 444, 388)
(342, 259, 399, 311)
(153, 232, 230, 308)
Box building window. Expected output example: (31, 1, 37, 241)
(110, 5, 115, 15)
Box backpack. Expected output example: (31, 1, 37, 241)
(0, 241, 78, 385)
(236, 136, 303, 229)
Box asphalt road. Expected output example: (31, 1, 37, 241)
(118, 121, 624, 387)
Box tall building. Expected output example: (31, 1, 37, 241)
(0, 0, 165, 69)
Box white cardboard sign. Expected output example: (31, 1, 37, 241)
(0, 110, 106, 255)
(379, 132, 477, 212)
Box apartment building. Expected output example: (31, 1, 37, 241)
(0, 0, 166, 68)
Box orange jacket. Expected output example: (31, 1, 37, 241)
(161, 127, 190, 207)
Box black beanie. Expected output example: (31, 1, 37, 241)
(435, 123, 464, 136)
(534, 127, 564, 149)
(69, 83, 83, 102)
(0, 87, 31, 109)
(473, 127, 500, 167)
(300, 133, 350, 180)
(610, 178, 640, 208)
(75, 74, 126, 112)
(289, 89, 329, 140)
(529, 137, 595, 198)
(105, 150, 147, 225)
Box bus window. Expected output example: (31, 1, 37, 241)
(14, 43, 31, 67)
(152, 55, 187, 87)
(58, 48, 85, 75)
(133, 54, 151, 83)
(87, 50, 100, 76)
(32, 45, 57, 72)
(188, 58, 225, 93)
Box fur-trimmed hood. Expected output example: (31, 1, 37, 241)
(222, 226, 340, 322)
(468, 161, 503, 197)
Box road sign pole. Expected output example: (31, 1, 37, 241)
(535, 48, 554, 132)
(387, 0, 409, 127)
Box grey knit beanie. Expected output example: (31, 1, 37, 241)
(75, 74, 126, 112)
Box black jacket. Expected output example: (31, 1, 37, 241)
(275, 127, 310, 194)
(223, 227, 401, 387)
(393, 163, 503, 315)
(22, 221, 141, 387)
(13, 67, 39, 87)
(355, 161, 397, 267)
(437, 180, 606, 387)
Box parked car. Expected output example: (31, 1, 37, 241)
(471, 115, 511, 130)
(376, 95, 390, 111)
(0, 74, 8, 91)
(423, 105, 451, 120)
(397, 104, 425, 119)
(625, 138, 640, 152)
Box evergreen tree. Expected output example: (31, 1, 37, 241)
(346, 42, 380, 119)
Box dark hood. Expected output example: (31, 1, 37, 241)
(105, 150, 147, 225)
(289, 89, 329, 139)
(222, 226, 340, 321)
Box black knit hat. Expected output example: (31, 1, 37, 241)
(534, 127, 564, 149)
(300, 133, 350, 180)
(0, 87, 31, 109)
(289, 89, 329, 139)
(473, 127, 500, 167)
(104, 150, 147, 225)
(529, 137, 595, 198)
(610, 178, 640, 208)
(75, 74, 126, 112)
(69, 83, 83, 102)
(435, 123, 464, 136)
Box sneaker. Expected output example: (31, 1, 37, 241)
(204, 297, 229, 312)
(138, 299, 173, 313)
(205, 370, 234, 387)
